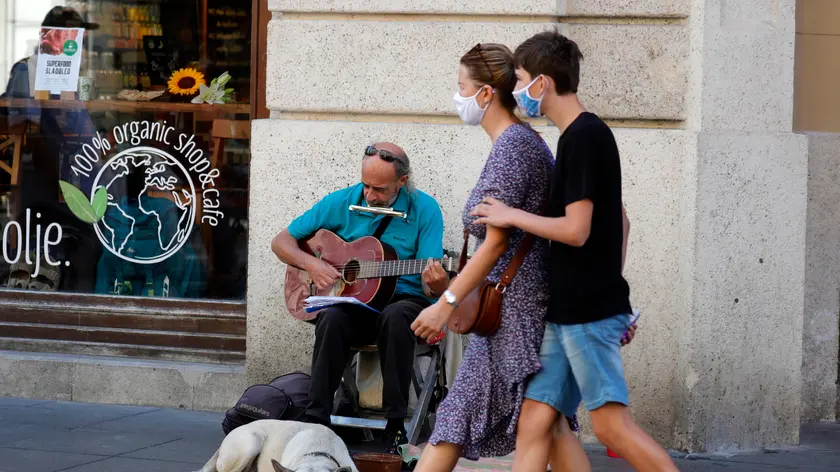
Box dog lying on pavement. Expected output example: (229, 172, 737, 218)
(194, 420, 359, 472)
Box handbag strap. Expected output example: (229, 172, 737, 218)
(459, 229, 470, 272)
(458, 229, 536, 288)
(499, 232, 535, 288)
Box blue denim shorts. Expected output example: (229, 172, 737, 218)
(524, 314, 631, 418)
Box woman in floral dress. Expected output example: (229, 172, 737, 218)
(410, 43, 586, 471)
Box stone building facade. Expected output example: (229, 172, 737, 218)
(246, 0, 828, 452)
(1, 0, 838, 455)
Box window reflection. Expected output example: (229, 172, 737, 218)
(0, 0, 252, 300)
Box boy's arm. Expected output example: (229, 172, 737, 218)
(472, 129, 601, 247)
(472, 200, 630, 255)
(471, 197, 593, 247)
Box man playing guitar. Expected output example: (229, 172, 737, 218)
(272, 142, 450, 453)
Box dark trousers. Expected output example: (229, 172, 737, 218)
(306, 295, 430, 426)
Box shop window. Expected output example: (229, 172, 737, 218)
(0, 0, 253, 301)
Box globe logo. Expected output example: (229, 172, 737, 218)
(91, 146, 197, 265)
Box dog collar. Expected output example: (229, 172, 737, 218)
(303, 452, 341, 468)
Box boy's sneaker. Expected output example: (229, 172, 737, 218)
(384, 427, 408, 455)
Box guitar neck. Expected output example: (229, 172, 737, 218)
(358, 257, 457, 279)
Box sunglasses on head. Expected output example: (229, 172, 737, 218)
(469, 43, 493, 79)
(364, 144, 399, 162)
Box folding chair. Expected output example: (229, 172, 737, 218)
(330, 342, 446, 445)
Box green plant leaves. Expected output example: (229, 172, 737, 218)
(92, 186, 107, 220)
(59, 180, 106, 224)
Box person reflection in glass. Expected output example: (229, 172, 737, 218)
(2, 6, 98, 99)
(0, 7, 100, 293)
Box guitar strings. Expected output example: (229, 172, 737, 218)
(325, 262, 446, 269)
(317, 259, 455, 277)
(322, 259, 453, 270)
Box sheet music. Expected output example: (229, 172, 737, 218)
(304, 296, 381, 314)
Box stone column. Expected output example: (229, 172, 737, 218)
(670, 0, 808, 451)
(795, 0, 840, 425)
(801, 133, 840, 424)
(246, 0, 807, 452)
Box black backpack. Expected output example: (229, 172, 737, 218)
(222, 371, 311, 435)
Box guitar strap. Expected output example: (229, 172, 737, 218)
(372, 215, 393, 240)
(356, 190, 394, 240)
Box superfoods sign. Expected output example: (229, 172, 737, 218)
(3, 121, 225, 278)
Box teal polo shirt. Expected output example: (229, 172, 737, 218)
(287, 183, 444, 301)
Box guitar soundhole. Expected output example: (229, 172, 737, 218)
(342, 259, 361, 284)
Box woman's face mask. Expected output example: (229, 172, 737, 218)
(453, 86, 493, 126)
(513, 75, 546, 118)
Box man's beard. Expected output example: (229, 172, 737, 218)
(367, 192, 399, 208)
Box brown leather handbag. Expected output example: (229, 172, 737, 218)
(446, 229, 536, 337)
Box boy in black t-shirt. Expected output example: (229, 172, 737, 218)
(471, 31, 678, 472)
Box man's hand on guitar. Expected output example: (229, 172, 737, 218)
(422, 258, 450, 297)
(412, 302, 450, 341)
(305, 258, 341, 291)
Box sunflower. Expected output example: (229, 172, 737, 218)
(167, 68, 205, 96)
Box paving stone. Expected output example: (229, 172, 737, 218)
(591, 455, 783, 471)
(720, 450, 840, 469)
(0, 402, 156, 430)
(0, 397, 54, 408)
(0, 448, 102, 472)
(122, 436, 224, 465)
(0, 423, 54, 446)
(56, 456, 196, 472)
(75, 408, 225, 438)
(2, 428, 182, 456)
(2, 397, 840, 472)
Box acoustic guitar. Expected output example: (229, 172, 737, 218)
(284, 229, 459, 321)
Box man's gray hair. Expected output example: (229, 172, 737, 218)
(390, 153, 415, 194)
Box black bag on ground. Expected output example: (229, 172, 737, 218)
(222, 371, 311, 435)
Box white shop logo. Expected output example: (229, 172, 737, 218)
(58, 120, 225, 265)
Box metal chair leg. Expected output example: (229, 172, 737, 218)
(334, 355, 375, 441)
(334, 358, 361, 415)
(331, 346, 446, 445)
(407, 347, 440, 445)
(412, 358, 422, 397)
(343, 360, 361, 410)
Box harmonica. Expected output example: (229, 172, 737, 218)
(348, 205, 408, 219)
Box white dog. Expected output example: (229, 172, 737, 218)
(194, 420, 359, 472)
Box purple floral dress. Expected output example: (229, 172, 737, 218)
(428, 124, 557, 460)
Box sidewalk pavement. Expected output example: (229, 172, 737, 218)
(1, 396, 837, 472)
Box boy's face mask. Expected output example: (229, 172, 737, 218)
(512, 75, 546, 118)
